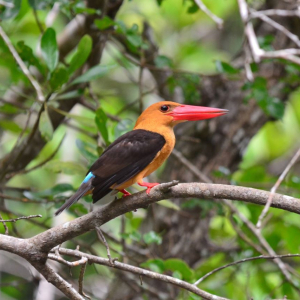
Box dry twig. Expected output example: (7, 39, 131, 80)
(51, 247, 229, 300)
(194, 0, 223, 29)
(0, 214, 42, 223)
(96, 226, 115, 265)
(194, 254, 300, 285)
(256, 147, 300, 229)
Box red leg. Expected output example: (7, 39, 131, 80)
(119, 189, 131, 197)
(138, 181, 160, 194)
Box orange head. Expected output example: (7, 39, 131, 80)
(134, 101, 228, 130)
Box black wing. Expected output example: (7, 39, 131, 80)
(89, 129, 165, 203)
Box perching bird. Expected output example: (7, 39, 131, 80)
(55, 101, 227, 215)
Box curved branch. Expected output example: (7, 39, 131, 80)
(49, 247, 229, 300)
(26, 182, 300, 253)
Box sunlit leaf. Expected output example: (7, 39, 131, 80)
(16, 41, 45, 75)
(0, 120, 22, 133)
(157, 199, 180, 211)
(76, 139, 98, 164)
(154, 55, 173, 68)
(68, 35, 92, 75)
(143, 231, 162, 245)
(94, 16, 115, 30)
(24, 183, 74, 201)
(55, 89, 84, 101)
(114, 119, 134, 139)
(95, 107, 109, 144)
(164, 259, 194, 281)
(140, 259, 165, 273)
(41, 28, 59, 72)
(50, 66, 68, 90)
(215, 60, 239, 74)
(39, 110, 53, 141)
(71, 64, 114, 85)
(44, 160, 86, 175)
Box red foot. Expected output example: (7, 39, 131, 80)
(120, 189, 131, 197)
(138, 182, 160, 194)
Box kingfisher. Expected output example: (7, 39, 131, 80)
(55, 101, 227, 215)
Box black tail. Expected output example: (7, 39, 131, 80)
(55, 183, 91, 216)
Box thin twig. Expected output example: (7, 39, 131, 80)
(225, 200, 298, 289)
(0, 213, 9, 235)
(229, 215, 266, 254)
(194, 254, 300, 285)
(78, 260, 91, 299)
(172, 149, 211, 183)
(0, 214, 42, 223)
(256, 147, 300, 229)
(238, 0, 263, 62)
(0, 193, 41, 203)
(251, 9, 300, 18)
(48, 253, 88, 267)
(194, 0, 223, 29)
(33, 8, 44, 34)
(50, 247, 229, 300)
(0, 25, 45, 102)
(253, 12, 300, 48)
(96, 227, 115, 265)
(173, 149, 298, 290)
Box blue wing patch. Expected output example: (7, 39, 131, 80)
(82, 172, 95, 183)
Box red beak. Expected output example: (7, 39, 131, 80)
(169, 105, 228, 121)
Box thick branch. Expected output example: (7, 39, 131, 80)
(25, 182, 300, 253)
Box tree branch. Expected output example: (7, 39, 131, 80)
(23, 182, 300, 254)
(50, 247, 229, 300)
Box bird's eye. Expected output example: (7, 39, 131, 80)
(160, 105, 170, 112)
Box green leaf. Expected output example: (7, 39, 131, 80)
(41, 28, 58, 72)
(157, 199, 180, 211)
(68, 203, 88, 215)
(0, 0, 22, 19)
(266, 97, 285, 119)
(49, 107, 95, 128)
(24, 184, 74, 201)
(141, 259, 165, 273)
(50, 66, 68, 90)
(94, 16, 115, 30)
(156, 0, 165, 5)
(154, 55, 173, 68)
(95, 108, 109, 144)
(114, 119, 134, 139)
(215, 61, 239, 74)
(16, 41, 45, 75)
(143, 231, 162, 245)
(44, 160, 86, 175)
(164, 259, 194, 281)
(0, 120, 22, 133)
(0, 103, 19, 114)
(55, 89, 84, 101)
(68, 35, 92, 75)
(76, 139, 98, 164)
(39, 110, 53, 141)
(28, 0, 49, 10)
(71, 64, 114, 85)
(187, 2, 199, 14)
(172, 270, 182, 280)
